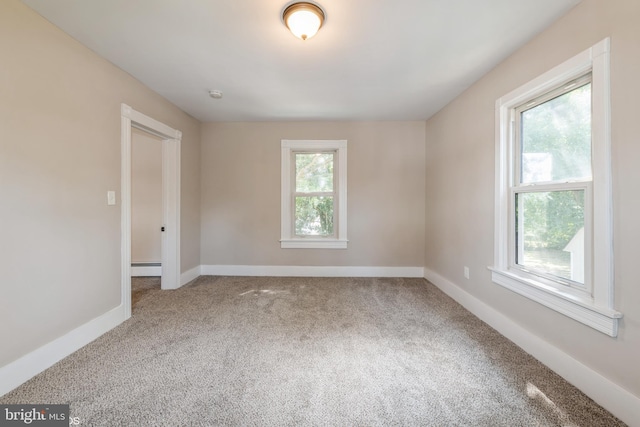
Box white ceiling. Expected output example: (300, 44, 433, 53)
(22, 0, 581, 122)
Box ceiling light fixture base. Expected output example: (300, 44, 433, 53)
(282, 2, 325, 41)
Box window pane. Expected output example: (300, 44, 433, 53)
(295, 153, 334, 192)
(295, 196, 334, 236)
(516, 190, 585, 283)
(521, 83, 591, 184)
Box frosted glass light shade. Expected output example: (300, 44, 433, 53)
(283, 3, 325, 40)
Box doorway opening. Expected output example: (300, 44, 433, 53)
(131, 128, 162, 277)
(131, 128, 163, 310)
(121, 104, 182, 319)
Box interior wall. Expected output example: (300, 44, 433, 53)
(201, 121, 426, 267)
(0, 0, 200, 367)
(131, 128, 163, 264)
(424, 0, 640, 397)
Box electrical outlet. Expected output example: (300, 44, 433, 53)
(464, 266, 470, 279)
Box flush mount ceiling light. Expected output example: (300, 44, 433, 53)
(282, 2, 325, 41)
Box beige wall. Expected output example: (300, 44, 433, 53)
(0, 0, 200, 366)
(131, 129, 163, 264)
(201, 121, 425, 267)
(424, 0, 640, 397)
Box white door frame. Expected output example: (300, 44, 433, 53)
(121, 104, 182, 319)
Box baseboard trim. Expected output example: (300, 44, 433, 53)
(181, 265, 201, 286)
(131, 266, 161, 277)
(424, 268, 640, 426)
(200, 265, 425, 278)
(0, 304, 126, 397)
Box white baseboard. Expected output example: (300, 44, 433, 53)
(200, 265, 425, 278)
(131, 266, 161, 276)
(0, 304, 126, 397)
(424, 268, 640, 427)
(180, 265, 201, 286)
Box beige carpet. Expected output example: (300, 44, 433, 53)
(131, 276, 161, 308)
(1, 276, 625, 426)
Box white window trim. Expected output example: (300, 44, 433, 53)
(490, 38, 622, 336)
(281, 140, 348, 249)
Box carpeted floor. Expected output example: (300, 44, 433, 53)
(1, 276, 626, 426)
(131, 276, 161, 308)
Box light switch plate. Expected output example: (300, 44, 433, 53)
(107, 191, 116, 206)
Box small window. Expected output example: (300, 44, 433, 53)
(491, 39, 622, 336)
(281, 140, 347, 249)
(294, 152, 335, 237)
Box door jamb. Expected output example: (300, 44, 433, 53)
(121, 104, 182, 319)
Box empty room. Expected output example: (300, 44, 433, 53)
(1, 0, 638, 425)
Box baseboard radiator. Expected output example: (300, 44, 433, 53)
(131, 262, 161, 277)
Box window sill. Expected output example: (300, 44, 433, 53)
(488, 267, 622, 337)
(280, 239, 348, 249)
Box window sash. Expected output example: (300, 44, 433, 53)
(508, 181, 593, 296)
(513, 73, 593, 188)
(293, 194, 336, 238)
(508, 74, 594, 295)
(291, 150, 337, 238)
(293, 150, 336, 193)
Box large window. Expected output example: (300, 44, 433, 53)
(281, 140, 347, 249)
(491, 39, 622, 336)
(514, 74, 592, 289)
